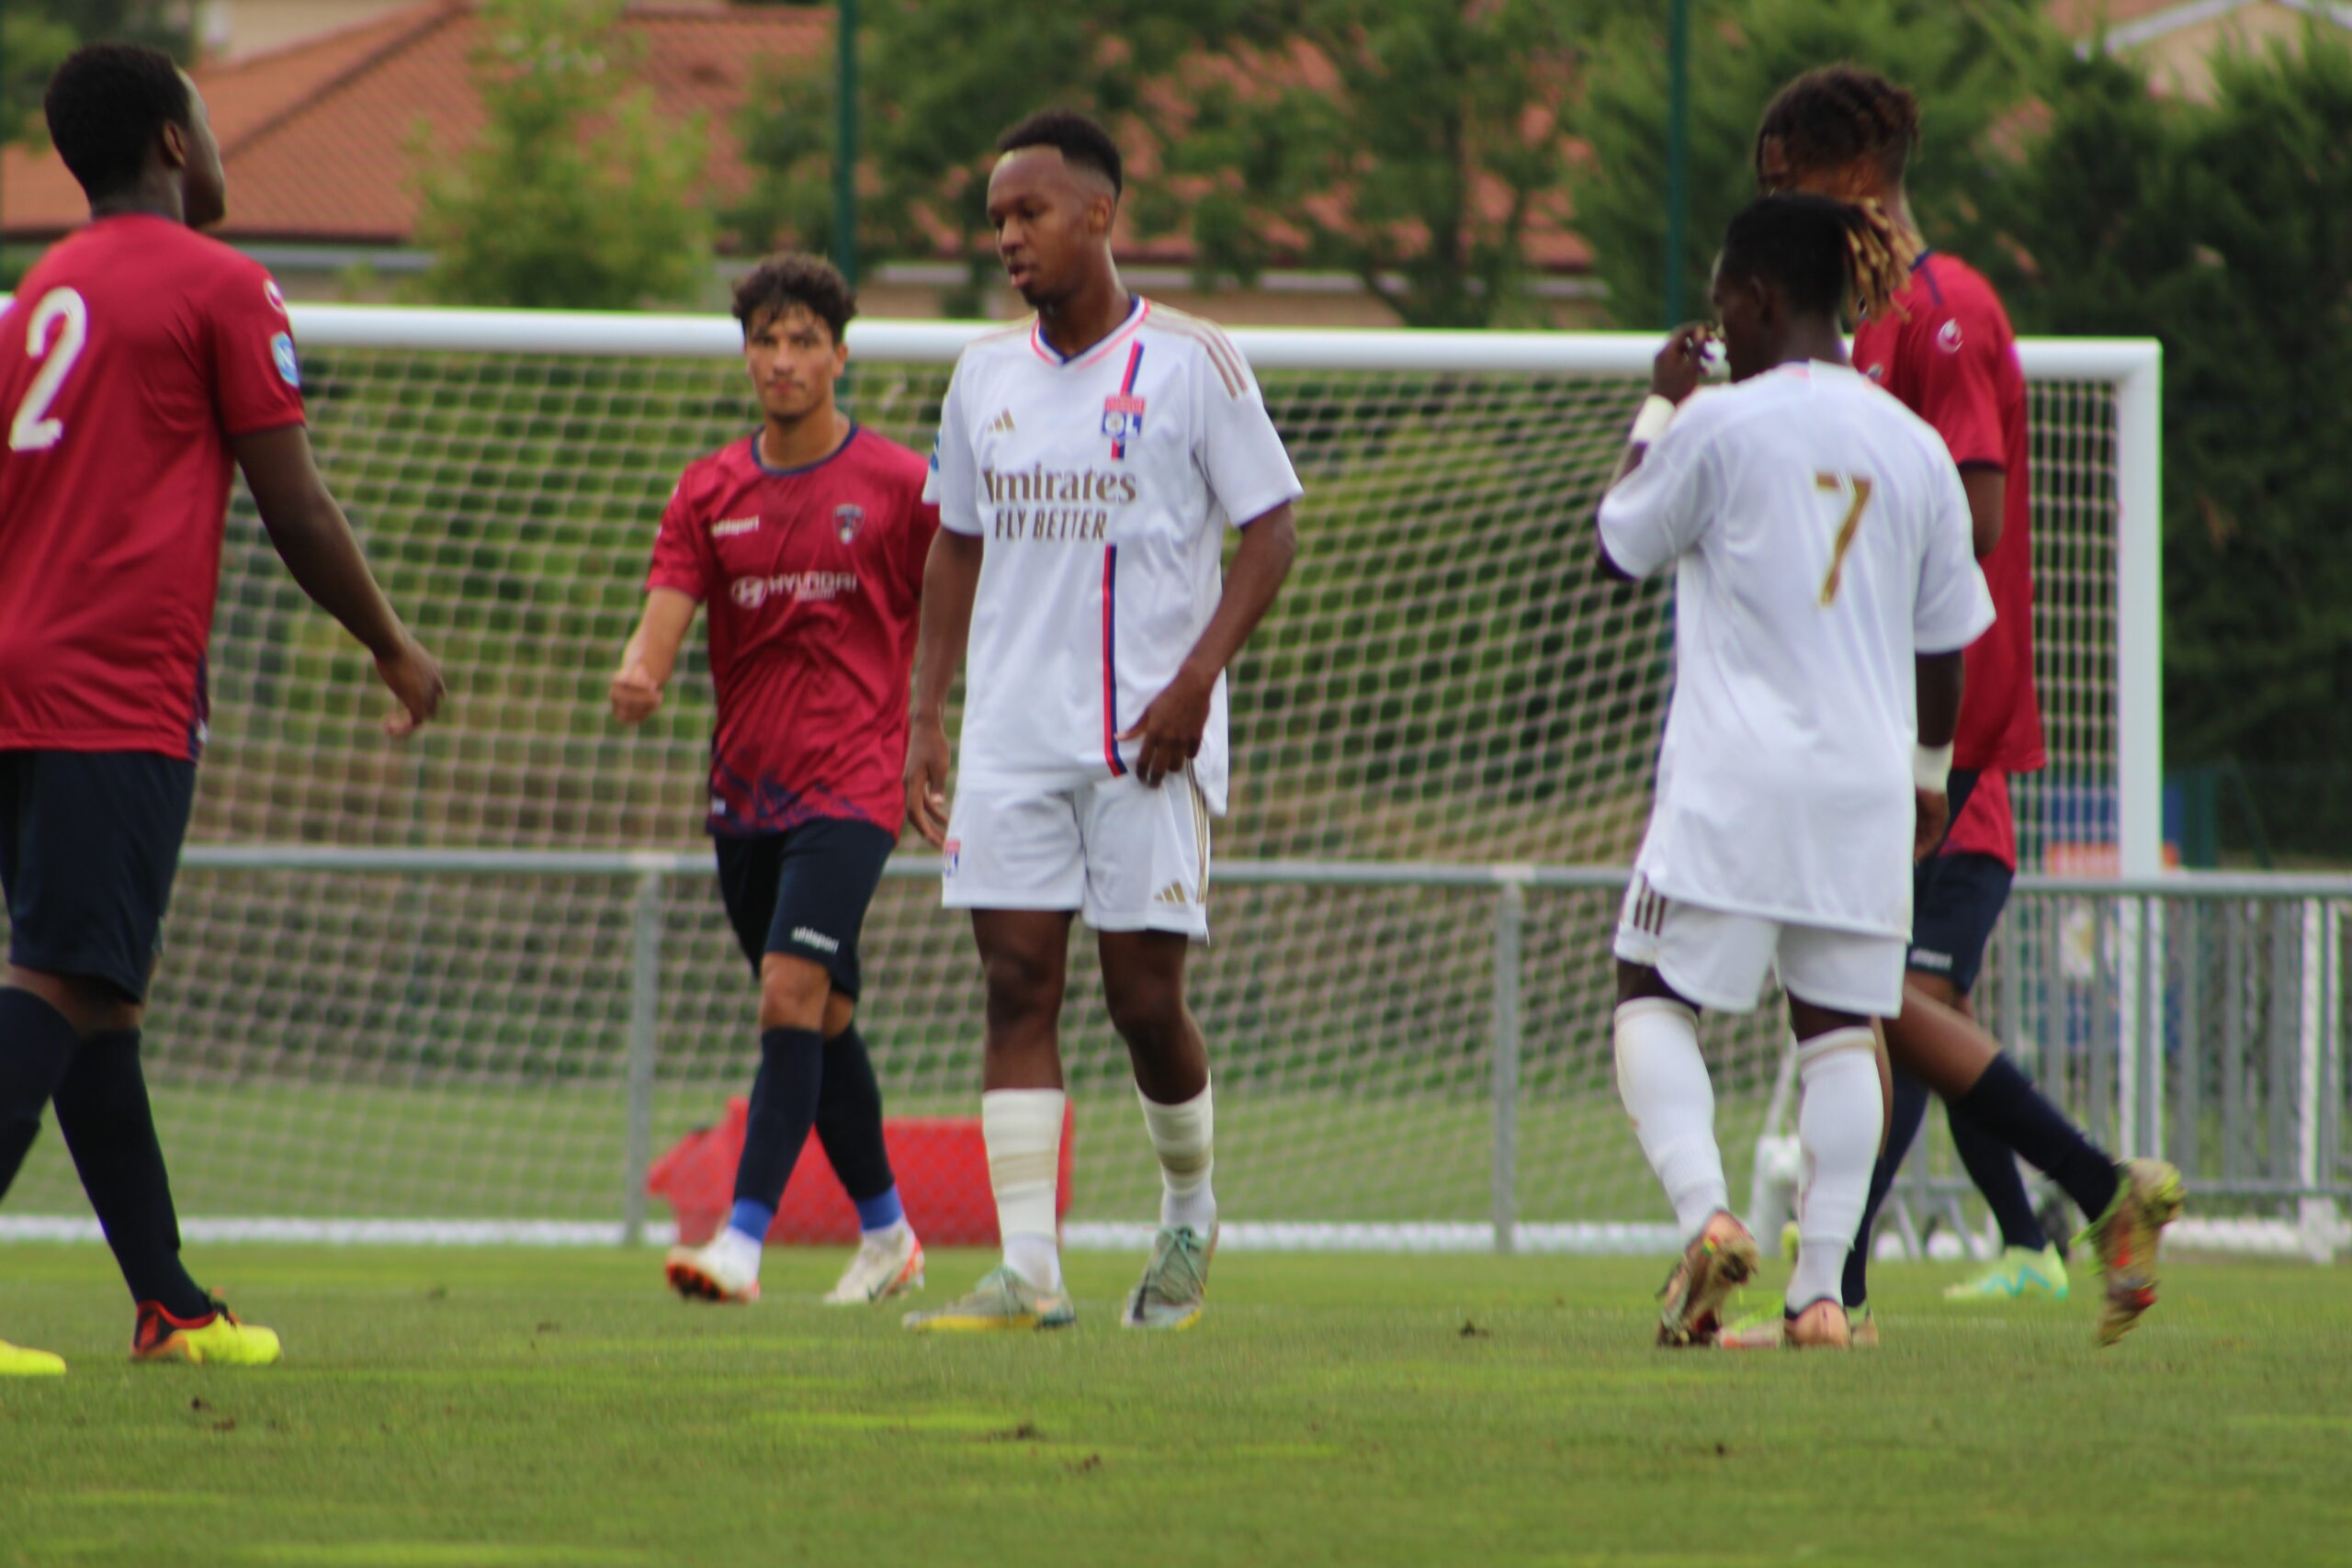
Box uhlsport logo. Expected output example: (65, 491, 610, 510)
(1864, 363, 1886, 382)
(1937, 319, 1964, 355)
(834, 502, 864, 543)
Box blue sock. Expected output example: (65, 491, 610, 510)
(854, 1186, 905, 1234)
(728, 1198, 775, 1244)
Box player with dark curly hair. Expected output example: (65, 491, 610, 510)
(612, 254, 935, 1310)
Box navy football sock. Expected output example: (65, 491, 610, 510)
(1947, 1096, 2048, 1251)
(732, 1027, 824, 1213)
(1951, 1055, 2120, 1224)
(812, 1024, 899, 1215)
(1842, 1068, 1931, 1310)
(0, 988, 81, 1201)
(51, 1029, 212, 1318)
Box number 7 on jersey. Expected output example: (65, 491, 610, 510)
(1814, 471, 1872, 606)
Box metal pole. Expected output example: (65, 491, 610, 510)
(833, 0, 860, 290)
(621, 868, 664, 1247)
(1490, 876, 1526, 1255)
(1663, 0, 1690, 327)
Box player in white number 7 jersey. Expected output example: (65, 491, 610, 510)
(902, 110, 1301, 1333)
(1595, 193, 1992, 1350)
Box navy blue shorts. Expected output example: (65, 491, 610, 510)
(0, 750, 198, 1002)
(1908, 768, 2011, 997)
(713, 818, 899, 998)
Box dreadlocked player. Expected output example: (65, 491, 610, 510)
(1737, 63, 2183, 1348)
(1596, 193, 1990, 1350)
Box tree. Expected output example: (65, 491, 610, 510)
(1569, 0, 2055, 329)
(1957, 28, 2352, 798)
(729, 0, 1194, 311)
(731, 0, 1644, 326)
(412, 0, 711, 310)
(4, 2, 187, 151)
(1140, 0, 1647, 328)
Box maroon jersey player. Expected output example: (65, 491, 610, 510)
(0, 44, 441, 1375)
(611, 255, 936, 1309)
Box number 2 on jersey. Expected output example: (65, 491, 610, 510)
(1813, 471, 1872, 606)
(8, 288, 89, 453)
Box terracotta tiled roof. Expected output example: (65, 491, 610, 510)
(3, 1, 826, 243)
(3, 0, 1589, 271)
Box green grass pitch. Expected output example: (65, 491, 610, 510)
(3, 1245, 2347, 1567)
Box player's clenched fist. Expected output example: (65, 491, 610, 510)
(608, 660, 664, 725)
(902, 720, 952, 848)
(376, 632, 447, 737)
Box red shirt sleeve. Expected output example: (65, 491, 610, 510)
(646, 470, 714, 601)
(899, 486, 942, 603)
(208, 264, 307, 437)
(1906, 287, 2011, 469)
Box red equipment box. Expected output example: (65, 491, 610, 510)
(646, 1099, 1075, 1247)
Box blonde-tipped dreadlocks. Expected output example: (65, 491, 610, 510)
(1838, 197, 1917, 323)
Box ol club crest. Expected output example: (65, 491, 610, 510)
(833, 503, 864, 543)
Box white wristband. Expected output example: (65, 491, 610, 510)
(1912, 742, 1953, 794)
(1629, 395, 1677, 446)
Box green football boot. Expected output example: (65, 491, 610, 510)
(1122, 1225, 1216, 1331)
(1943, 1243, 2070, 1302)
(901, 1265, 1075, 1334)
(2078, 1158, 2185, 1347)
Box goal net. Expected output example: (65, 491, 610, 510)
(0, 311, 2162, 1250)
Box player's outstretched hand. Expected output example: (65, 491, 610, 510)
(376, 633, 446, 738)
(608, 660, 664, 726)
(1118, 666, 1213, 789)
(1652, 322, 1715, 406)
(904, 720, 953, 848)
(1914, 787, 1951, 863)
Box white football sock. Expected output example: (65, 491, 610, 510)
(1790, 1027, 1884, 1313)
(1138, 1078, 1216, 1235)
(1613, 998, 1728, 1239)
(983, 1088, 1066, 1293)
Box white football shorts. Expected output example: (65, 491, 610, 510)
(1612, 873, 1905, 1017)
(941, 769, 1213, 939)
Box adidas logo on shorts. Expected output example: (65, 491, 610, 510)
(1153, 882, 1191, 907)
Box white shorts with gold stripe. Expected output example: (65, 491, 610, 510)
(941, 769, 1212, 939)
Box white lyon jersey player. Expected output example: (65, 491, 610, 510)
(1599, 362, 1993, 1016)
(923, 298, 1303, 935)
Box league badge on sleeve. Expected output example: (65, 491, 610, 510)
(270, 332, 300, 389)
(833, 503, 864, 544)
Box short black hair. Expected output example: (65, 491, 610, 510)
(1720, 193, 1912, 321)
(1754, 64, 1921, 189)
(730, 253, 857, 344)
(996, 108, 1123, 197)
(45, 43, 192, 202)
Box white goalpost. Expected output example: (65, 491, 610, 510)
(13, 305, 2322, 1261)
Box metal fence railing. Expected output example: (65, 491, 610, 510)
(41, 851, 2315, 1263)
